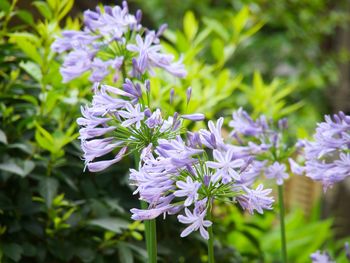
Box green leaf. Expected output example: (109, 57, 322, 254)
(0, 160, 34, 177)
(2, 243, 23, 262)
(118, 243, 133, 263)
(39, 177, 59, 208)
(0, 129, 7, 144)
(9, 34, 42, 65)
(183, 11, 198, 41)
(0, 162, 23, 175)
(58, 0, 74, 21)
(88, 218, 129, 234)
(32, 1, 52, 20)
(203, 17, 229, 41)
(47, 0, 57, 10)
(211, 38, 224, 61)
(0, 0, 10, 12)
(16, 10, 35, 26)
(19, 61, 42, 82)
(233, 6, 249, 36)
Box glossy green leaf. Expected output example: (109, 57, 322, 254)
(32, 1, 52, 20)
(0, 129, 7, 144)
(39, 177, 59, 208)
(2, 243, 23, 262)
(16, 10, 34, 26)
(88, 218, 130, 233)
(19, 61, 42, 82)
(183, 11, 198, 41)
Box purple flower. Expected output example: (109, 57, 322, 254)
(199, 117, 225, 150)
(81, 138, 122, 165)
(52, 30, 98, 53)
(186, 87, 192, 104)
(177, 200, 212, 240)
(265, 162, 289, 185)
(60, 49, 94, 82)
(310, 251, 335, 263)
(87, 146, 127, 172)
(127, 33, 186, 77)
(206, 148, 246, 183)
(89, 58, 112, 82)
(303, 112, 350, 190)
(131, 205, 172, 221)
(122, 79, 142, 104)
(118, 103, 145, 129)
(229, 108, 267, 137)
(174, 177, 201, 206)
(288, 158, 305, 175)
(145, 109, 163, 128)
(237, 184, 274, 214)
(181, 113, 205, 121)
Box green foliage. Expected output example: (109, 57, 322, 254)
(1, 0, 349, 262)
(0, 1, 145, 262)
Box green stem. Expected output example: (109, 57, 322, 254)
(207, 206, 215, 263)
(278, 185, 287, 263)
(135, 153, 157, 263)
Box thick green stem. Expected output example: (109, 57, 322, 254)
(278, 185, 287, 263)
(135, 153, 157, 263)
(207, 207, 215, 263)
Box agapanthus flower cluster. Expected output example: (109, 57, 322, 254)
(300, 112, 350, 191)
(228, 108, 294, 186)
(52, 1, 186, 83)
(53, 2, 204, 172)
(130, 117, 274, 240)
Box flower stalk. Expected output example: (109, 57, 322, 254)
(278, 185, 287, 263)
(207, 205, 215, 263)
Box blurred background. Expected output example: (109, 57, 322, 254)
(1, 0, 350, 262)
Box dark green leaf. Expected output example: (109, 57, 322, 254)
(118, 243, 133, 263)
(32, 1, 52, 20)
(2, 243, 23, 262)
(16, 10, 34, 26)
(39, 177, 59, 208)
(0, 129, 7, 144)
(88, 218, 129, 233)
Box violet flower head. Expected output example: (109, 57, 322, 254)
(118, 103, 145, 129)
(303, 112, 350, 191)
(53, 2, 186, 83)
(265, 162, 289, 185)
(237, 184, 274, 214)
(177, 200, 212, 240)
(129, 116, 274, 240)
(206, 148, 245, 183)
(174, 177, 201, 206)
(229, 108, 267, 137)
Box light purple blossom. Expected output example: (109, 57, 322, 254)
(127, 33, 186, 77)
(229, 108, 267, 137)
(265, 162, 289, 185)
(145, 109, 163, 128)
(174, 177, 201, 206)
(288, 158, 305, 175)
(60, 49, 94, 83)
(118, 103, 145, 129)
(199, 117, 225, 150)
(206, 148, 246, 183)
(87, 146, 127, 172)
(177, 200, 212, 240)
(181, 113, 205, 121)
(303, 112, 350, 191)
(237, 184, 274, 214)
